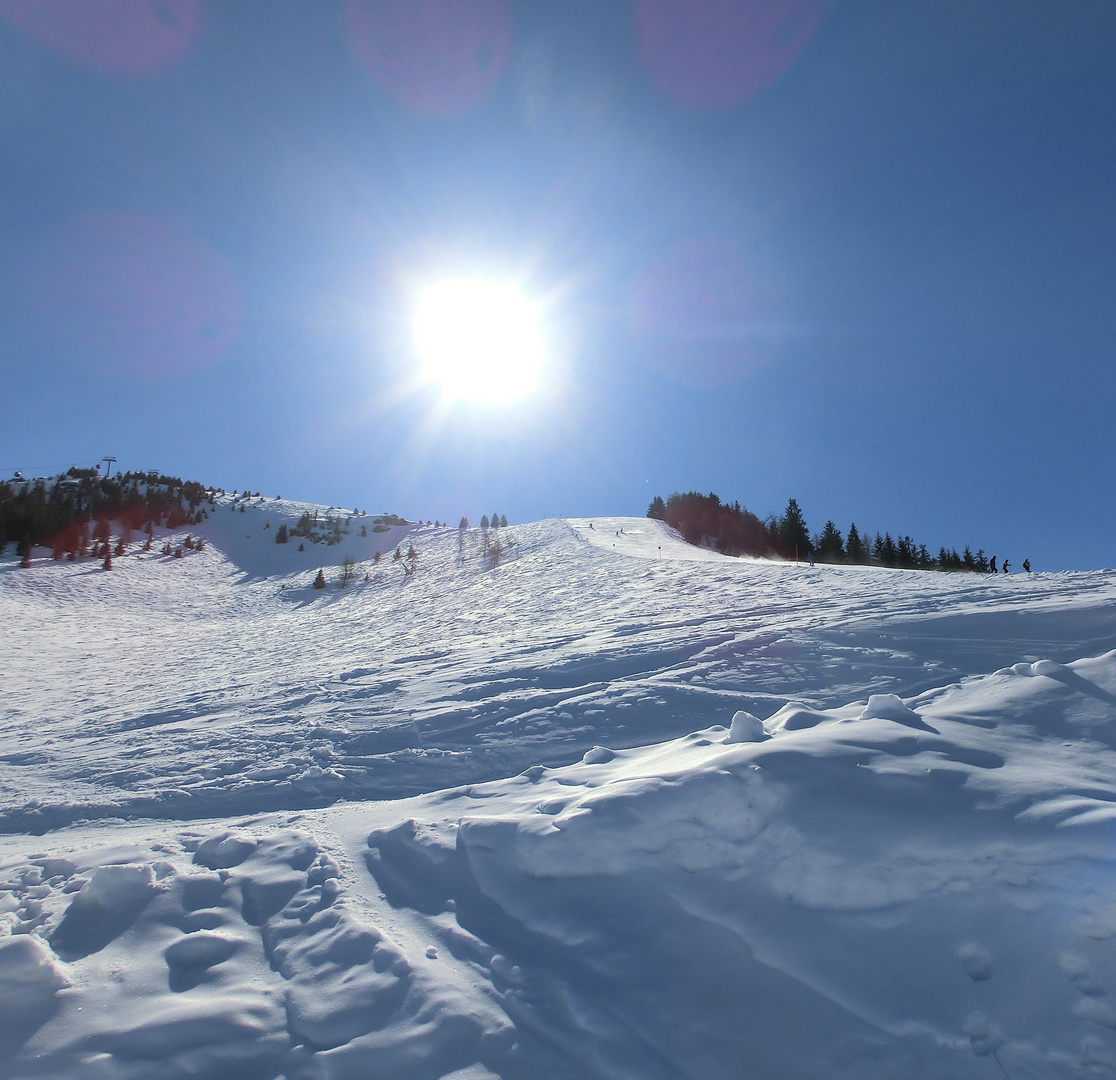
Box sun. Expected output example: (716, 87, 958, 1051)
(413, 279, 545, 404)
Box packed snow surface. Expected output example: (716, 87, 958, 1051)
(2, 500, 1116, 1077)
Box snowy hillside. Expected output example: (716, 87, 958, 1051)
(2, 505, 1116, 1078)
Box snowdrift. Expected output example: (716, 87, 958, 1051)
(3, 508, 1116, 1077)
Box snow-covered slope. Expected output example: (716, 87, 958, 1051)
(2, 509, 1116, 1078)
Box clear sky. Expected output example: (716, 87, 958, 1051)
(1, 0, 1114, 570)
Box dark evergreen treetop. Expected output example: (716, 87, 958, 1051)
(778, 499, 812, 560)
(816, 521, 845, 563)
(846, 523, 868, 564)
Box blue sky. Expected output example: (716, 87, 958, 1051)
(1, 0, 1114, 570)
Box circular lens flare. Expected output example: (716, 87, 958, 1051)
(414, 279, 544, 404)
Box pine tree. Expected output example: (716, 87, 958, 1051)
(499, 515, 507, 528)
(313, 569, 326, 589)
(817, 521, 844, 563)
(102, 550, 112, 570)
(490, 512, 499, 529)
(276, 523, 289, 544)
(480, 515, 489, 530)
(845, 523, 867, 564)
(778, 499, 811, 560)
(458, 517, 469, 530)
(647, 495, 666, 519)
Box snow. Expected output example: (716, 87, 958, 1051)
(2, 502, 1116, 1077)
(727, 708, 766, 741)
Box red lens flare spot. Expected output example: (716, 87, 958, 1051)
(0, 0, 203, 77)
(636, 0, 828, 110)
(344, 0, 512, 116)
(20, 211, 242, 382)
(632, 237, 783, 387)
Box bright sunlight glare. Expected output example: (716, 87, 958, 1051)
(413, 279, 545, 404)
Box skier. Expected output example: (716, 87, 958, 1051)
(1002, 559, 1010, 573)
(1023, 559, 1031, 573)
(989, 555, 997, 573)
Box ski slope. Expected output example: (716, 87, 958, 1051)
(2, 500, 1116, 1078)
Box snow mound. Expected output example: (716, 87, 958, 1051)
(763, 702, 830, 732)
(726, 708, 766, 742)
(353, 648, 1116, 1077)
(857, 693, 932, 729)
(0, 936, 69, 1054)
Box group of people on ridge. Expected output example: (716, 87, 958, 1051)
(989, 556, 1031, 573)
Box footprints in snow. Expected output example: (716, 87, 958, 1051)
(0, 826, 510, 1078)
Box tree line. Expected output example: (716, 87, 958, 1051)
(0, 468, 212, 560)
(647, 491, 996, 571)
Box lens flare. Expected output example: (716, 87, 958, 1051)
(344, 0, 511, 116)
(18, 211, 241, 381)
(0, 0, 202, 77)
(413, 280, 544, 404)
(636, 0, 828, 110)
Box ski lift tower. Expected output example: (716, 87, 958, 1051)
(102, 456, 117, 478)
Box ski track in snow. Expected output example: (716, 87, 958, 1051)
(3, 498, 1116, 1077)
(3, 503, 1113, 831)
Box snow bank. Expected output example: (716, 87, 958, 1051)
(355, 650, 1116, 1077)
(4, 510, 1116, 1077)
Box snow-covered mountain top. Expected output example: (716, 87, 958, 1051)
(568, 515, 734, 561)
